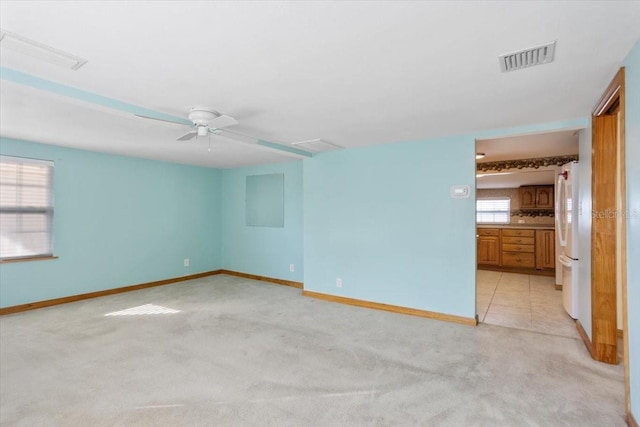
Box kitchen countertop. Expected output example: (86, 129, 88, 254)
(477, 224, 555, 230)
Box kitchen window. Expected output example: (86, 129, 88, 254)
(0, 155, 55, 261)
(477, 197, 510, 224)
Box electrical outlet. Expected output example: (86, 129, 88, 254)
(336, 278, 342, 288)
(289, 264, 295, 272)
(184, 258, 190, 267)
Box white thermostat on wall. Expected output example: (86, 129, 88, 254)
(450, 185, 471, 199)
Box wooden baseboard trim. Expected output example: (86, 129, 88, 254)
(302, 290, 477, 326)
(0, 270, 223, 316)
(218, 270, 303, 289)
(576, 319, 594, 356)
(628, 411, 639, 427)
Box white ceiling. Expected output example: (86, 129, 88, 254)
(477, 167, 558, 190)
(1, 1, 638, 168)
(476, 129, 579, 189)
(477, 129, 579, 163)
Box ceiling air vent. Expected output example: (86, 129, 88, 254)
(0, 29, 87, 70)
(291, 139, 341, 153)
(499, 41, 556, 72)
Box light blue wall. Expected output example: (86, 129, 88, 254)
(623, 39, 640, 421)
(246, 173, 285, 227)
(578, 127, 593, 339)
(0, 138, 222, 308)
(220, 161, 303, 282)
(304, 136, 477, 318)
(303, 118, 589, 320)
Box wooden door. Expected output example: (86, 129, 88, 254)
(587, 67, 629, 418)
(591, 114, 618, 364)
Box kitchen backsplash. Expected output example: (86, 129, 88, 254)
(477, 188, 555, 226)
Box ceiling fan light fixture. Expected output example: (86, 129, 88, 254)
(188, 108, 219, 126)
(197, 126, 209, 137)
(476, 152, 486, 159)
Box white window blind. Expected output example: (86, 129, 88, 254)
(477, 198, 510, 224)
(0, 155, 54, 260)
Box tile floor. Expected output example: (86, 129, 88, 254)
(477, 270, 580, 339)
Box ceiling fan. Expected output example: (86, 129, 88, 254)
(135, 106, 315, 159)
(136, 107, 238, 141)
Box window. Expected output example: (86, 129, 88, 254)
(0, 155, 54, 260)
(477, 197, 510, 224)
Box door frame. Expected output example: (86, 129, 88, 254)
(590, 67, 629, 415)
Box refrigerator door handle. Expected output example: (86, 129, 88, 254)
(556, 173, 568, 248)
(558, 254, 573, 267)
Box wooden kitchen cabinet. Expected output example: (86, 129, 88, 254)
(477, 228, 500, 266)
(477, 227, 555, 274)
(501, 229, 535, 238)
(519, 185, 554, 209)
(535, 186, 554, 209)
(519, 187, 537, 209)
(535, 229, 556, 269)
(501, 229, 535, 268)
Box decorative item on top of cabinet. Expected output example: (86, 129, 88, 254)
(511, 210, 555, 217)
(535, 229, 555, 269)
(477, 229, 500, 266)
(519, 185, 554, 210)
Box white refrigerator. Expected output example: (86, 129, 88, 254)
(556, 161, 579, 318)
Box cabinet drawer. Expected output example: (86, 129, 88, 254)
(478, 228, 500, 236)
(501, 229, 535, 237)
(502, 236, 535, 245)
(502, 243, 535, 253)
(501, 252, 535, 268)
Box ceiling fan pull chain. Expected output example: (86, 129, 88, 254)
(208, 132, 212, 152)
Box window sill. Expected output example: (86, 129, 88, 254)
(0, 256, 58, 264)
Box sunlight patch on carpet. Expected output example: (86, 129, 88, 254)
(104, 304, 180, 316)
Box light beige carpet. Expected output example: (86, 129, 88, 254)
(0, 274, 626, 426)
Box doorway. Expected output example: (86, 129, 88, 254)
(473, 67, 629, 422)
(589, 67, 629, 413)
(475, 130, 579, 338)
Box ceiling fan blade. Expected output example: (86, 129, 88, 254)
(135, 114, 188, 126)
(208, 114, 238, 129)
(177, 131, 197, 141)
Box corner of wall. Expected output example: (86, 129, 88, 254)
(219, 161, 304, 282)
(577, 127, 593, 340)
